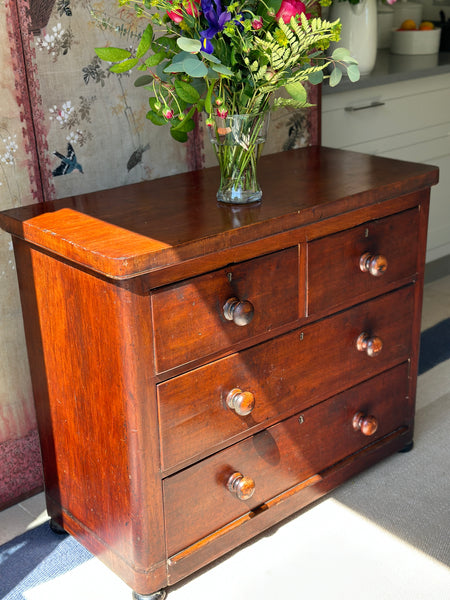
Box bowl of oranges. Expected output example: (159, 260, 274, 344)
(391, 19, 442, 54)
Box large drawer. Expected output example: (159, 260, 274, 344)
(158, 285, 414, 471)
(308, 208, 419, 315)
(152, 247, 299, 373)
(164, 363, 410, 555)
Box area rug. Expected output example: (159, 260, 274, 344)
(418, 318, 450, 374)
(0, 523, 92, 599)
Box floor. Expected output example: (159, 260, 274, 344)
(1, 274, 450, 599)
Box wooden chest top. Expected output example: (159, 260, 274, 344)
(0, 146, 438, 280)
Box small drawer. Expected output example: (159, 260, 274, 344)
(158, 285, 414, 471)
(164, 363, 410, 555)
(308, 208, 419, 315)
(152, 248, 299, 373)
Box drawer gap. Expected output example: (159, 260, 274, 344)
(168, 425, 409, 566)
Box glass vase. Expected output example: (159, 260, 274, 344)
(208, 112, 270, 205)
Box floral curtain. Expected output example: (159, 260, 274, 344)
(0, 0, 319, 508)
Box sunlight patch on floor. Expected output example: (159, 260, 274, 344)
(22, 497, 450, 600)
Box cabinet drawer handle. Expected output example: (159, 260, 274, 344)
(359, 252, 388, 277)
(344, 101, 385, 112)
(356, 332, 383, 357)
(353, 411, 378, 436)
(223, 297, 254, 326)
(227, 388, 255, 416)
(227, 472, 255, 501)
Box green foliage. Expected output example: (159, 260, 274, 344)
(96, 0, 360, 141)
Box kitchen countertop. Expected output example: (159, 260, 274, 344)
(323, 49, 450, 94)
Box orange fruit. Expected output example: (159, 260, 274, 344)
(400, 19, 417, 30)
(419, 21, 434, 30)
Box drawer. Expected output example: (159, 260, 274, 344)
(152, 248, 299, 373)
(308, 208, 419, 315)
(164, 363, 410, 555)
(158, 285, 414, 471)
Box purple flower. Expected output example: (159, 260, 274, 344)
(200, 0, 231, 53)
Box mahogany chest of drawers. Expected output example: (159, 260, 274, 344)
(0, 147, 438, 599)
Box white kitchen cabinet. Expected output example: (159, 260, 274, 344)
(322, 73, 450, 262)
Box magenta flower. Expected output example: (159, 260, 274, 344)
(252, 16, 263, 30)
(167, 0, 200, 23)
(217, 106, 229, 118)
(276, 0, 309, 24)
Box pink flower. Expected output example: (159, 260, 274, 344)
(163, 108, 174, 119)
(217, 107, 228, 118)
(252, 16, 263, 30)
(167, 0, 200, 23)
(185, 0, 200, 17)
(276, 0, 309, 24)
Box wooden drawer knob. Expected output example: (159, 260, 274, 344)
(227, 472, 255, 501)
(353, 411, 378, 436)
(356, 332, 383, 357)
(359, 252, 388, 277)
(227, 388, 255, 416)
(223, 297, 254, 326)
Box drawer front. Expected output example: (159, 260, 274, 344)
(308, 208, 419, 315)
(164, 363, 410, 555)
(152, 248, 299, 373)
(159, 285, 415, 471)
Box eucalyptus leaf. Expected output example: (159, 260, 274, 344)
(347, 64, 360, 82)
(136, 24, 153, 59)
(183, 57, 208, 77)
(308, 70, 324, 85)
(331, 47, 350, 61)
(212, 63, 233, 77)
(201, 51, 220, 64)
(109, 58, 139, 73)
(329, 66, 343, 87)
(164, 62, 185, 73)
(177, 37, 202, 53)
(95, 47, 131, 62)
(172, 51, 192, 64)
(342, 55, 359, 65)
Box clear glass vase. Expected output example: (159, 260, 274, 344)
(208, 112, 270, 204)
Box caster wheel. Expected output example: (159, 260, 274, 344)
(49, 518, 67, 535)
(132, 590, 166, 600)
(398, 440, 414, 453)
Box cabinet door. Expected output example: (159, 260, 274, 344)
(322, 74, 450, 262)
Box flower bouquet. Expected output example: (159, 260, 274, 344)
(96, 0, 359, 203)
